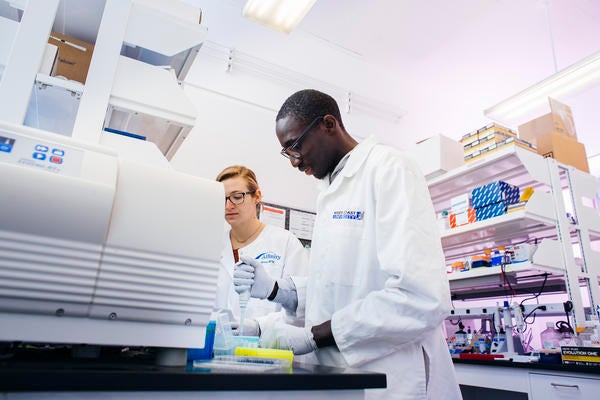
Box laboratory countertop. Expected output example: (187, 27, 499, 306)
(0, 348, 386, 392)
(453, 357, 600, 375)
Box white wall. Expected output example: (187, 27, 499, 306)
(394, 1, 600, 159)
(171, 1, 406, 211)
(171, 85, 321, 211)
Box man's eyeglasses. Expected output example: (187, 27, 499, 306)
(225, 191, 255, 205)
(280, 116, 324, 159)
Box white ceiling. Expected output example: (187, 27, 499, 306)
(301, 0, 600, 74)
(48, 0, 600, 168)
(196, 0, 600, 161)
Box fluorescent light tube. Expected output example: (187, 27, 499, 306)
(242, 0, 317, 34)
(484, 50, 600, 125)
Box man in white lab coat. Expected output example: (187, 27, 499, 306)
(234, 89, 462, 400)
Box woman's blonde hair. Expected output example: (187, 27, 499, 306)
(216, 165, 261, 216)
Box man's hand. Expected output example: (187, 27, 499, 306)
(260, 323, 317, 355)
(233, 256, 276, 299)
(231, 318, 260, 337)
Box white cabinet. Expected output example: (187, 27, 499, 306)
(454, 362, 600, 399)
(529, 372, 600, 399)
(0, 0, 207, 160)
(428, 144, 600, 331)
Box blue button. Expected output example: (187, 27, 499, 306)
(52, 148, 64, 156)
(35, 145, 49, 152)
(33, 152, 46, 160)
(0, 144, 12, 153)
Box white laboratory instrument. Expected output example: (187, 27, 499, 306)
(0, 121, 224, 350)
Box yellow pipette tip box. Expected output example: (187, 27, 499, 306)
(234, 347, 294, 363)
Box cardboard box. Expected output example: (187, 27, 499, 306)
(408, 134, 465, 179)
(465, 139, 537, 163)
(536, 132, 589, 173)
(48, 31, 94, 84)
(449, 208, 476, 228)
(477, 122, 516, 138)
(471, 181, 520, 209)
(460, 130, 480, 146)
(518, 98, 577, 143)
(464, 134, 508, 158)
(450, 193, 471, 214)
(461, 123, 516, 147)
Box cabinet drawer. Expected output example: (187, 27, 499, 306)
(529, 372, 600, 399)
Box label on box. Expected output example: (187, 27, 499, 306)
(561, 346, 600, 366)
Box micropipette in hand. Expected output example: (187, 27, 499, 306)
(235, 260, 252, 336)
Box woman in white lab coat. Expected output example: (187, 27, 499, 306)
(235, 90, 462, 399)
(214, 165, 308, 335)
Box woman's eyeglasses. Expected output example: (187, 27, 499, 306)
(225, 191, 255, 205)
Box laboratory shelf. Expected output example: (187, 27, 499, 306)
(441, 209, 550, 253)
(446, 237, 564, 294)
(35, 73, 84, 94)
(428, 146, 550, 211)
(440, 192, 556, 256)
(447, 261, 562, 282)
(430, 142, 600, 326)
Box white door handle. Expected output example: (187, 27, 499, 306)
(550, 382, 580, 391)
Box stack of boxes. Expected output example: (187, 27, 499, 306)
(449, 193, 475, 228)
(471, 181, 521, 221)
(518, 98, 589, 173)
(445, 181, 525, 229)
(461, 123, 536, 162)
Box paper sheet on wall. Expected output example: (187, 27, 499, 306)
(261, 204, 286, 229)
(289, 209, 315, 241)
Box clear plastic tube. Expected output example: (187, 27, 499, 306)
(238, 290, 250, 336)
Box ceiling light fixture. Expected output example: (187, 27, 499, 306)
(484, 49, 600, 125)
(242, 0, 317, 34)
(485, 1, 600, 126)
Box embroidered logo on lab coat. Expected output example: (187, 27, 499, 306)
(256, 252, 281, 264)
(332, 210, 364, 220)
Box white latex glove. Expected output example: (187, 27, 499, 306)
(231, 318, 260, 337)
(260, 322, 317, 355)
(232, 262, 254, 295)
(236, 256, 276, 300)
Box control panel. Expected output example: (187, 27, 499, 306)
(0, 131, 83, 177)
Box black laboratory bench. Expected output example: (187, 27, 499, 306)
(453, 357, 600, 400)
(453, 356, 600, 374)
(0, 346, 386, 400)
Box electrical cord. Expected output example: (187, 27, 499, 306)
(500, 261, 516, 300)
(520, 273, 549, 307)
(515, 273, 549, 333)
(556, 301, 575, 334)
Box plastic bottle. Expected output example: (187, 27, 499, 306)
(540, 321, 561, 350)
(557, 324, 578, 347)
(466, 326, 473, 344)
(455, 323, 467, 347)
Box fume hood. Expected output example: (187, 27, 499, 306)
(3, 0, 207, 160)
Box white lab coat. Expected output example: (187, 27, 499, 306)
(215, 224, 308, 332)
(300, 136, 462, 400)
